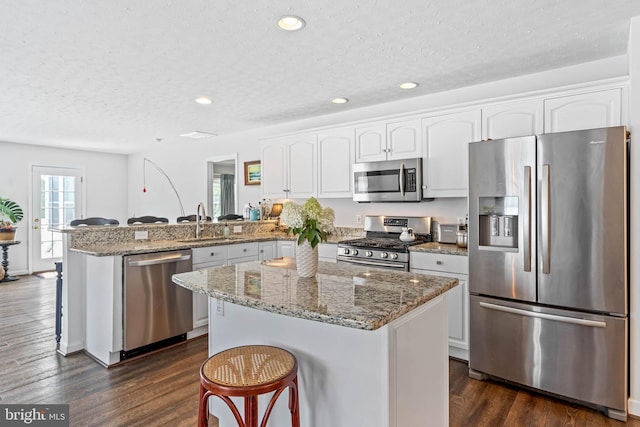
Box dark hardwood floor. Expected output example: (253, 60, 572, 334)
(1, 274, 637, 426)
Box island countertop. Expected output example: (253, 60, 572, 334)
(172, 257, 458, 331)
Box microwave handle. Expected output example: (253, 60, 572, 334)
(399, 162, 405, 196)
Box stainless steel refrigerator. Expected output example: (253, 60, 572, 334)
(468, 126, 628, 421)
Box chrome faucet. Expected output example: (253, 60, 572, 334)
(196, 202, 206, 239)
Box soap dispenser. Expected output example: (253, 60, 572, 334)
(223, 221, 230, 238)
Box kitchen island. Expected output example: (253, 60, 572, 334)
(173, 257, 458, 427)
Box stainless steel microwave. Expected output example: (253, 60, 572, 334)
(353, 158, 423, 202)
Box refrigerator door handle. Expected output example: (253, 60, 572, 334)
(399, 162, 405, 196)
(523, 166, 532, 272)
(541, 164, 551, 274)
(479, 302, 606, 328)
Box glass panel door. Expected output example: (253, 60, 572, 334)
(31, 166, 83, 272)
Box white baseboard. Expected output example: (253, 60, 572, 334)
(629, 397, 640, 417)
(57, 340, 83, 356)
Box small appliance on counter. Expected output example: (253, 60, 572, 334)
(437, 223, 458, 244)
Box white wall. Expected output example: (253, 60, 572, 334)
(127, 135, 263, 221)
(627, 16, 640, 418)
(0, 141, 128, 274)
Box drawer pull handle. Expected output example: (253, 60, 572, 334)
(210, 252, 215, 256)
(243, 248, 247, 252)
(436, 260, 443, 265)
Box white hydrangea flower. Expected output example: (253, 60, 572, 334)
(280, 201, 304, 228)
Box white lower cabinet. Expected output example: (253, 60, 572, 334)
(277, 240, 296, 258)
(259, 241, 277, 261)
(191, 243, 260, 328)
(410, 252, 469, 360)
(318, 243, 337, 263)
(191, 246, 229, 329)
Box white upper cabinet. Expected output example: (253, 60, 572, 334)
(544, 88, 622, 133)
(422, 110, 481, 198)
(261, 143, 287, 199)
(287, 135, 317, 198)
(355, 119, 422, 162)
(355, 123, 387, 162)
(386, 119, 423, 160)
(317, 127, 354, 198)
(482, 99, 544, 140)
(261, 135, 317, 199)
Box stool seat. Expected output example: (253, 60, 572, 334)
(198, 345, 300, 427)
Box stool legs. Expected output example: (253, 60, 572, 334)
(289, 377, 300, 427)
(245, 396, 258, 427)
(198, 385, 209, 427)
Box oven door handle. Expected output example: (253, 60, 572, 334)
(337, 257, 407, 270)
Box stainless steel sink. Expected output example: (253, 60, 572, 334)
(177, 237, 242, 244)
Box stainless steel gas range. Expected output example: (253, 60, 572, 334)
(337, 216, 432, 271)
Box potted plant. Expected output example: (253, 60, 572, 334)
(280, 197, 335, 277)
(0, 197, 24, 241)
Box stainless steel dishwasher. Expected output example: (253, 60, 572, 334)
(122, 249, 193, 359)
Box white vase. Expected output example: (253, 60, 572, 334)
(296, 240, 318, 278)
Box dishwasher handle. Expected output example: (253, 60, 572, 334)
(128, 254, 192, 267)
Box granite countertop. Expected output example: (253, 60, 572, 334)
(68, 232, 353, 257)
(172, 257, 458, 331)
(410, 242, 468, 256)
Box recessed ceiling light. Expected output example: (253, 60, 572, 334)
(277, 15, 306, 31)
(331, 98, 349, 104)
(180, 131, 217, 139)
(399, 82, 419, 90)
(195, 96, 212, 105)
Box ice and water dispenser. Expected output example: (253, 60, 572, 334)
(478, 196, 518, 249)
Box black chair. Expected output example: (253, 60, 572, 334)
(177, 214, 212, 222)
(70, 217, 120, 226)
(127, 216, 169, 225)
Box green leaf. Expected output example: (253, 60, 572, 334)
(0, 198, 23, 224)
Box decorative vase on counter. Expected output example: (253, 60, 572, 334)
(296, 240, 318, 278)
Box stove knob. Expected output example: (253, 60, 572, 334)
(391, 253, 399, 260)
(365, 251, 373, 257)
(352, 249, 358, 256)
(343, 248, 350, 255)
(381, 252, 389, 259)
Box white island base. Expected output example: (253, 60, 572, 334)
(207, 294, 449, 427)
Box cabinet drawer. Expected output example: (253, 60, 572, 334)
(318, 243, 337, 260)
(410, 252, 468, 274)
(228, 242, 259, 259)
(192, 246, 228, 264)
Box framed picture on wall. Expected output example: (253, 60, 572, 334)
(244, 161, 261, 185)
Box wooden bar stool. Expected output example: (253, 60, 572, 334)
(198, 345, 300, 427)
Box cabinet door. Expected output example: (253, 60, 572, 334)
(317, 128, 354, 198)
(355, 123, 387, 162)
(422, 110, 481, 198)
(411, 267, 469, 360)
(261, 142, 287, 198)
(259, 241, 277, 261)
(192, 259, 226, 328)
(544, 88, 621, 133)
(287, 135, 317, 198)
(277, 240, 296, 258)
(387, 119, 423, 160)
(482, 99, 544, 140)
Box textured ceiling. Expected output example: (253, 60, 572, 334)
(1, 0, 640, 154)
